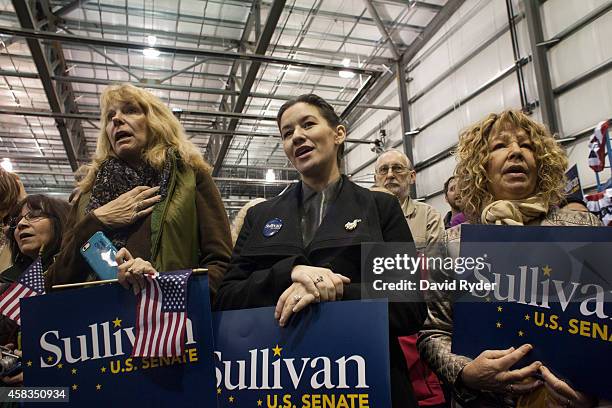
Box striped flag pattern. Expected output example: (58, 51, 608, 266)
(132, 269, 192, 357)
(0, 257, 45, 325)
(588, 120, 609, 172)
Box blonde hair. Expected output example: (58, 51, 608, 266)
(455, 110, 567, 222)
(80, 84, 210, 192)
(231, 198, 266, 246)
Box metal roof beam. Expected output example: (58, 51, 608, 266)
(0, 25, 379, 75)
(10, 0, 86, 171)
(212, 0, 285, 176)
(363, 0, 402, 59)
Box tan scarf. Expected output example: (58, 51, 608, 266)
(481, 196, 548, 225)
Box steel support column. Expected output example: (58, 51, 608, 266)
(396, 60, 416, 197)
(212, 0, 287, 176)
(523, 0, 558, 133)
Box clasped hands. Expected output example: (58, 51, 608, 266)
(275, 265, 350, 327)
(461, 344, 597, 407)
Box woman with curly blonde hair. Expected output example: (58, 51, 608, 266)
(418, 110, 602, 408)
(47, 84, 232, 298)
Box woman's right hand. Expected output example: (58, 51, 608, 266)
(460, 344, 543, 394)
(290, 265, 350, 302)
(93, 186, 161, 228)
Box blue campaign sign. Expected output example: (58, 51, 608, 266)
(20, 275, 217, 406)
(453, 224, 612, 399)
(213, 300, 391, 408)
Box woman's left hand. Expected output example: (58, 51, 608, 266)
(275, 282, 319, 327)
(116, 247, 158, 295)
(540, 365, 596, 408)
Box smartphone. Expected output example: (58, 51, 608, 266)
(81, 231, 119, 280)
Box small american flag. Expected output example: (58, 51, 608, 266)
(0, 257, 45, 325)
(132, 269, 192, 357)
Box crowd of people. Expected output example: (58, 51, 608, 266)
(0, 84, 608, 407)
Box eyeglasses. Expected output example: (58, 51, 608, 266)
(8, 209, 47, 228)
(375, 164, 410, 175)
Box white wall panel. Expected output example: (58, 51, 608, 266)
(415, 155, 457, 198)
(565, 138, 599, 191)
(548, 10, 612, 88)
(556, 71, 612, 137)
(540, 0, 605, 39)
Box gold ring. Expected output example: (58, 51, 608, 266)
(315, 276, 324, 284)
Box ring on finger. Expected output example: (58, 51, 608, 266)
(135, 201, 142, 212)
(293, 294, 302, 303)
(505, 384, 514, 394)
(314, 275, 324, 284)
(564, 399, 574, 408)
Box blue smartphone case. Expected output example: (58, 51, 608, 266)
(80, 231, 119, 280)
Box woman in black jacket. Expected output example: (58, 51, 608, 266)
(216, 94, 427, 408)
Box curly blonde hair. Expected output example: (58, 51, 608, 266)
(80, 84, 210, 192)
(455, 110, 567, 222)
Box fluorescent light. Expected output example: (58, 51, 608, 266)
(1, 158, 13, 172)
(342, 58, 351, 67)
(265, 169, 276, 182)
(147, 35, 157, 46)
(339, 70, 355, 79)
(143, 48, 160, 58)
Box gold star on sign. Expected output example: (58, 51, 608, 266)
(524, 314, 530, 321)
(497, 306, 503, 312)
(272, 344, 282, 357)
(217, 388, 221, 395)
(542, 265, 552, 277)
(485, 296, 491, 302)
(112, 317, 122, 328)
(46, 356, 54, 362)
(72, 384, 78, 391)
(100, 367, 107, 373)
(71, 368, 77, 374)
(229, 396, 235, 403)
(26, 361, 32, 367)
(96, 384, 102, 391)
(57, 363, 63, 369)
(518, 330, 524, 337)
(258, 400, 263, 406)
(496, 322, 502, 328)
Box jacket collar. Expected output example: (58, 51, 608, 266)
(400, 196, 416, 217)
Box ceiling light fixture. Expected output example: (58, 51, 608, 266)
(1, 158, 14, 172)
(339, 70, 355, 79)
(342, 58, 351, 67)
(265, 169, 276, 182)
(147, 35, 157, 46)
(143, 48, 160, 58)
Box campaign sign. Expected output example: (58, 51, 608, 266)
(213, 300, 391, 408)
(564, 164, 584, 202)
(20, 275, 217, 406)
(452, 225, 612, 398)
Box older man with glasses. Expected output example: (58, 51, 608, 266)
(374, 149, 444, 254)
(374, 149, 447, 408)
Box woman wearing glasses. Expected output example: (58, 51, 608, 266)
(0, 194, 70, 385)
(216, 94, 427, 408)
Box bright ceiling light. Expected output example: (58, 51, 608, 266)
(342, 58, 351, 67)
(143, 48, 160, 58)
(265, 169, 276, 182)
(1, 158, 13, 172)
(339, 70, 355, 79)
(147, 35, 157, 46)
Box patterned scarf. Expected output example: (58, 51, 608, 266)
(481, 196, 548, 226)
(85, 151, 173, 248)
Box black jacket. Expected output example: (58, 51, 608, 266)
(216, 176, 427, 408)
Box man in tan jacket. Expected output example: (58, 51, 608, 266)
(374, 150, 444, 254)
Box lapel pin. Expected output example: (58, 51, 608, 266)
(344, 219, 362, 231)
(263, 218, 283, 237)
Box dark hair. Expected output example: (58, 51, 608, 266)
(443, 176, 456, 195)
(276, 94, 346, 168)
(5, 194, 71, 263)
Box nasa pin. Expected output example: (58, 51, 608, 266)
(263, 218, 283, 237)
